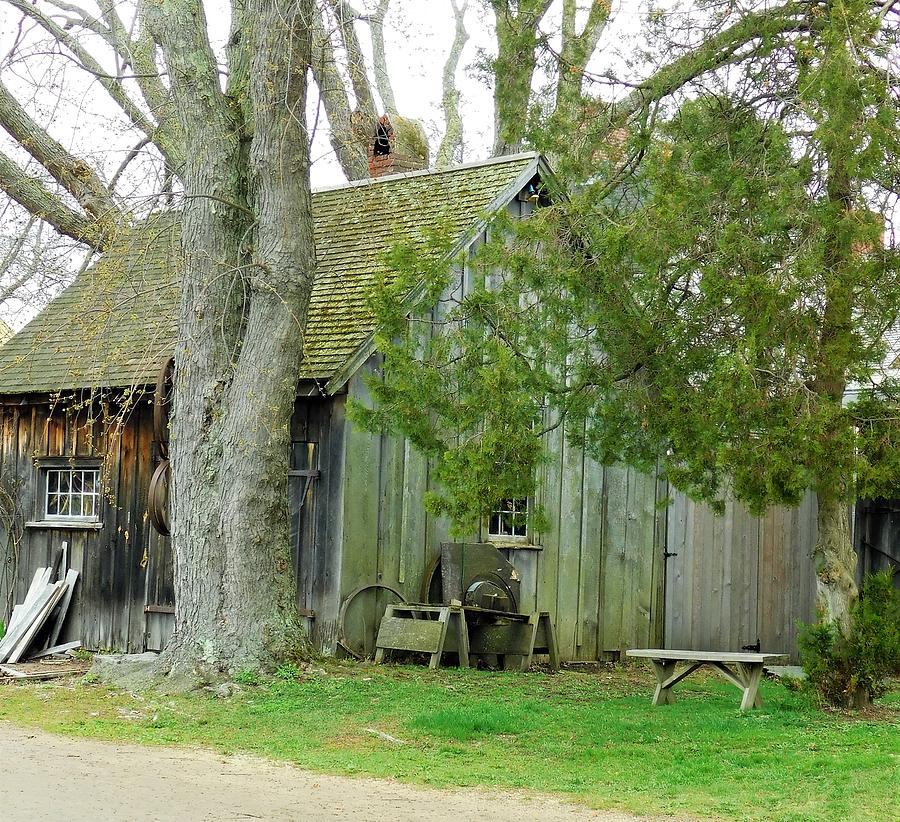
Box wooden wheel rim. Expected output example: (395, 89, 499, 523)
(337, 583, 406, 659)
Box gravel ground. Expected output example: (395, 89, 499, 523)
(0, 722, 686, 821)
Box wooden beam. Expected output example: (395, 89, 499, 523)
(46, 569, 79, 649)
(29, 640, 82, 660)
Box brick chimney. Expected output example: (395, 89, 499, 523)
(368, 114, 429, 178)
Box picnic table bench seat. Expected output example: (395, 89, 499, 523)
(627, 649, 788, 711)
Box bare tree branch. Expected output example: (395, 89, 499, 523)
(0, 76, 120, 224)
(612, 2, 815, 124)
(108, 136, 153, 193)
(327, 0, 377, 120)
(96, 0, 183, 167)
(310, 5, 370, 180)
(0, 151, 108, 247)
(367, 0, 397, 115)
(5, 0, 177, 168)
(491, 0, 554, 154)
(555, 0, 611, 119)
(436, 0, 468, 169)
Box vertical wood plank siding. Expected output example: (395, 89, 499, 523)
(290, 397, 345, 652)
(339, 369, 669, 661)
(854, 498, 900, 584)
(664, 492, 818, 661)
(0, 395, 158, 653)
(330, 204, 672, 660)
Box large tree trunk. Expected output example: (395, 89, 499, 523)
(492, 22, 538, 156)
(149, 0, 316, 684)
(807, 3, 860, 643)
(812, 495, 858, 632)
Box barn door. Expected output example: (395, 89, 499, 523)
(664, 491, 818, 659)
(144, 528, 175, 652)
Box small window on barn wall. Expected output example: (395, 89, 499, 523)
(485, 405, 545, 544)
(289, 441, 319, 508)
(489, 498, 529, 539)
(45, 467, 101, 519)
(27, 457, 104, 529)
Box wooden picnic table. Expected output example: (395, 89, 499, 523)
(626, 649, 788, 711)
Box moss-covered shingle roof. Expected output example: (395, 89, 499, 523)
(0, 154, 539, 395)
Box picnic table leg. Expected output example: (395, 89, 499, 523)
(739, 662, 764, 711)
(650, 660, 677, 705)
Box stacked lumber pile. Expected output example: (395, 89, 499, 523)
(0, 563, 80, 666)
(0, 659, 89, 681)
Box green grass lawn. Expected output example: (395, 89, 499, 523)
(1, 663, 897, 821)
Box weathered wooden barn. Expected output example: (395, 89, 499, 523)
(0, 152, 890, 663)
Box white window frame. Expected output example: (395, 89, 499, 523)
(487, 497, 530, 542)
(44, 466, 101, 521)
(29, 458, 104, 528)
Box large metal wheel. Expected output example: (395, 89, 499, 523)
(148, 459, 170, 536)
(338, 583, 406, 659)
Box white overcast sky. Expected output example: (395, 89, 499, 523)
(0, 0, 666, 326)
(302, 0, 652, 187)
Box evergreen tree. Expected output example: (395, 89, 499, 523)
(357, 0, 900, 695)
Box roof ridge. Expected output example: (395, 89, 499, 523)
(312, 152, 541, 195)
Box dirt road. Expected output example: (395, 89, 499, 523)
(0, 723, 676, 821)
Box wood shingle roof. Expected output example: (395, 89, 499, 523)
(0, 153, 540, 395)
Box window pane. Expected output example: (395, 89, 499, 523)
(490, 498, 528, 537)
(44, 467, 100, 519)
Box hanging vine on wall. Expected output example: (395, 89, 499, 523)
(0, 477, 25, 627)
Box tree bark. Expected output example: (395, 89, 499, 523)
(436, 0, 468, 169)
(368, 0, 397, 116)
(813, 495, 858, 632)
(491, 0, 550, 155)
(554, 0, 608, 124)
(0, 152, 110, 248)
(148, 0, 316, 683)
(310, 6, 371, 180)
(0, 78, 119, 226)
(808, 0, 861, 639)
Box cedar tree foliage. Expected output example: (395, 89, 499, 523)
(357, 1, 900, 644)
